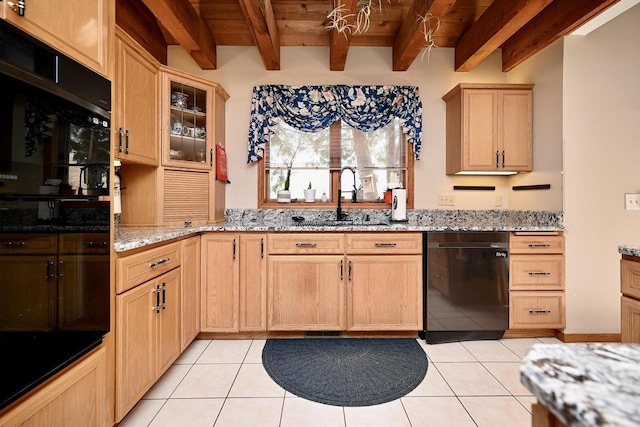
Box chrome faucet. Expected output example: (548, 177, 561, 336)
(337, 166, 357, 221)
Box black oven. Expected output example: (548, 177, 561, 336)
(0, 20, 111, 410)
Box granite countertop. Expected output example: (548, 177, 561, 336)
(114, 208, 564, 252)
(619, 245, 640, 257)
(521, 343, 640, 427)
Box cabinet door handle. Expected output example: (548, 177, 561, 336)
(528, 271, 551, 276)
(118, 128, 123, 152)
(2, 241, 26, 248)
(155, 285, 161, 313)
(496, 150, 499, 168)
(57, 260, 63, 278)
(84, 241, 108, 248)
(501, 150, 505, 168)
(125, 129, 130, 154)
(162, 283, 166, 310)
(46, 260, 56, 281)
(340, 260, 344, 281)
(7, 1, 25, 16)
(233, 239, 237, 259)
(210, 148, 213, 167)
(374, 242, 397, 247)
(528, 243, 551, 248)
(149, 258, 169, 268)
(295, 243, 317, 248)
(260, 238, 264, 259)
(528, 309, 551, 314)
(348, 260, 352, 281)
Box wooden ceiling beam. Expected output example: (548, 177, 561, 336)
(454, 0, 553, 72)
(115, 0, 168, 65)
(140, 0, 217, 69)
(238, 0, 281, 70)
(329, 0, 358, 71)
(501, 0, 620, 72)
(392, 0, 457, 71)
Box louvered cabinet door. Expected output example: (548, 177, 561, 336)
(161, 168, 211, 225)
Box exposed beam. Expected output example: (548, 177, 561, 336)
(115, 0, 168, 65)
(238, 0, 281, 70)
(392, 0, 457, 71)
(140, 0, 217, 69)
(329, 0, 358, 71)
(501, 0, 620, 72)
(454, 0, 553, 72)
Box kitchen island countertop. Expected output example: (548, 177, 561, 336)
(521, 343, 640, 427)
(114, 208, 564, 252)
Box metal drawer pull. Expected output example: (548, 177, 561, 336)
(528, 271, 551, 276)
(528, 309, 552, 314)
(374, 242, 397, 247)
(84, 241, 108, 247)
(295, 243, 317, 248)
(528, 243, 551, 248)
(2, 241, 26, 248)
(149, 258, 170, 268)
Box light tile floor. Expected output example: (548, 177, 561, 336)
(119, 337, 562, 427)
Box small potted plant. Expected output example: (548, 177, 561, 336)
(304, 181, 316, 203)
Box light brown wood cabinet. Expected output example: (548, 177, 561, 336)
(621, 256, 640, 343)
(181, 236, 201, 351)
(443, 84, 534, 174)
(509, 232, 566, 329)
(115, 244, 182, 421)
(0, 0, 113, 77)
(346, 233, 422, 331)
(200, 233, 267, 332)
(0, 346, 109, 427)
(265, 232, 422, 332)
(113, 27, 159, 167)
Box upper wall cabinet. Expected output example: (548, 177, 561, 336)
(114, 27, 159, 166)
(1, 0, 113, 78)
(443, 84, 534, 175)
(160, 66, 229, 171)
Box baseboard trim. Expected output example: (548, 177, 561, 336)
(555, 331, 621, 343)
(197, 331, 418, 340)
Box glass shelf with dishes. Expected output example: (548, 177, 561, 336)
(164, 77, 211, 169)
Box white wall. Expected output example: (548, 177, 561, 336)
(562, 4, 640, 333)
(507, 40, 564, 211)
(168, 45, 547, 209)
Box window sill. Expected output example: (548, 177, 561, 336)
(258, 201, 412, 209)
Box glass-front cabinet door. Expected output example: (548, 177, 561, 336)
(161, 68, 213, 170)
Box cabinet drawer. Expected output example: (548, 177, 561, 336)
(0, 234, 57, 254)
(346, 233, 422, 254)
(510, 234, 564, 254)
(60, 233, 110, 255)
(621, 259, 640, 300)
(509, 292, 565, 329)
(268, 233, 344, 254)
(116, 242, 181, 294)
(510, 255, 564, 290)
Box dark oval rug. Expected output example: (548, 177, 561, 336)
(262, 338, 428, 407)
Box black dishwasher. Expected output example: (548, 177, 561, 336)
(422, 232, 509, 344)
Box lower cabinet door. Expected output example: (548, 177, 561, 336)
(347, 255, 423, 331)
(621, 295, 640, 343)
(268, 255, 345, 330)
(155, 269, 182, 377)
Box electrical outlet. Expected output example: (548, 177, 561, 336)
(495, 195, 502, 207)
(438, 194, 455, 206)
(625, 193, 640, 210)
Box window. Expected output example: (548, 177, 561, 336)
(259, 118, 414, 208)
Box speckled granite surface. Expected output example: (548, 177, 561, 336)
(619, 246, 640, 257)
(521, 343, 640, 427)
(114, 209, 564, 252)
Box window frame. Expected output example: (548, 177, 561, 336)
(257, 122, 415, 209)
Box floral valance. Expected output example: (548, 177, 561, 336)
(247, 85, 423, 163)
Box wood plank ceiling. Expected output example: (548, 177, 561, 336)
(118, 0, 620, 72)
